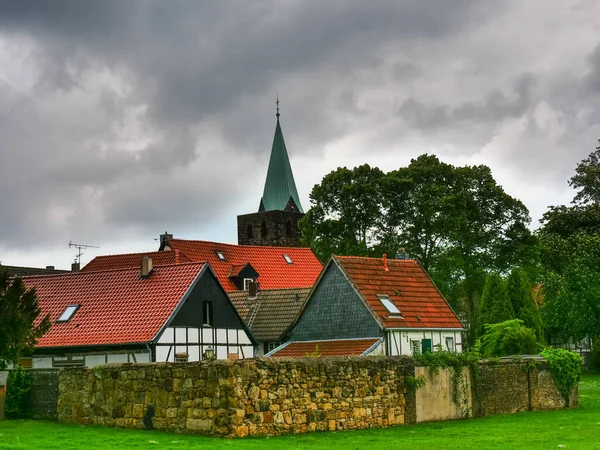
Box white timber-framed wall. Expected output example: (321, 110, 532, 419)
(155, 326, 253, 362)
(386, 329, 463, 356)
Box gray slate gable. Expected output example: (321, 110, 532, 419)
(289, 263, 382, 341)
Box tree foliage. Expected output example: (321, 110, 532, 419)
(506, 268, 544, 340)
(540, 232, 600, 342)
(300, 164, 385, 261)
(569, 139, 600, 205)
(538, 141, 600, 343)
(479, 273, 514, 336)
(481, 319, 541, 358)
(300, 155, 538, 346)
(0, 268, 51, 370)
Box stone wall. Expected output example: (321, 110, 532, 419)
(56, 356, 576, 437)
(58, 357, 414, 437)
(474, 358, 577, 416)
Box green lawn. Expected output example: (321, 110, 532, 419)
(1, 374, 599, 450)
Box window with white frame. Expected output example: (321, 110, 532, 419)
(445, 336, 455, 351)
(377, 294, 401, 316)
(283, 254, 293, 264)
(215, 251, 226, 261)
(56, 304, 80, 323)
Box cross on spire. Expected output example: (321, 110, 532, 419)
(276, 95, 280, 120)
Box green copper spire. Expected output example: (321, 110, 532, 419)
(259, 99, 304, 213)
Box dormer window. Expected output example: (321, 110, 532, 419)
(216, 251, 226, 261)
(377, 295, 401, 316)
(283, 254, 293, 264)
(57, 304, 80, 323)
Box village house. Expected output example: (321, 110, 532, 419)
(268, 253, 465, 357)
(20, 259, 255, 368)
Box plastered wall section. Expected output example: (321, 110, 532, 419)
(415, 366, 472, 422)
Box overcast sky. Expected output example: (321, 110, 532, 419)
(1, 0, 600, 269)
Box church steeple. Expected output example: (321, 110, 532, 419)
(237, 99, 306, 247)
(258, 99, 303, 213)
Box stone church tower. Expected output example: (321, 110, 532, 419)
(237, 102, 305, 247)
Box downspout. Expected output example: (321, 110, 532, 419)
(146, 343, 154, 362)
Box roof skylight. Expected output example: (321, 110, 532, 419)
(216, 251, 226, 261)
(283, 254, 293, 264)
(57, 304, 80, 323)
(377, 295, 401, 315)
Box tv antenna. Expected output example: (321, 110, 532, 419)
(69, 241, 99, 264)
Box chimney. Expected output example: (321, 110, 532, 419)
(141, 256, 153, 277)
(395, 248, 409, 260)
(382, 254, 389, 271)
(46, 265, 55, 270)
(71, 262, 80, 272)
(159, 231, 173, 251)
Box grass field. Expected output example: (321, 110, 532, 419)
(0, 374, 598, 450)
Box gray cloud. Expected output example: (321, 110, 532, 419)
(0, 0, 599, 268)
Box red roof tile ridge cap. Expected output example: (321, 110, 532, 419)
(335, 255, 416, 262)
(168, 238, 316, 252)
(287, 337, 381, 343)
(89, 249, 180, 259)
(23, 261, 206, 279)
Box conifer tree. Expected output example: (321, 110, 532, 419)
(479, 272, 514, 336)
(0, 268, 51, 369)
(506, 268, 544, 340)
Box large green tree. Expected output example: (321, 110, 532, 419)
(540, 232, 600, 342)
(300, 164, 385, 261)
(301, 154, 538, 345)
(0, 268, 51, 369)
(569, 139, 600, 205)
(538, 141, 600, 343)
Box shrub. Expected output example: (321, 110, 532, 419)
(540, 347, 582, 404)
(481, 319, 541, 357)
(5, 366, 32, 419)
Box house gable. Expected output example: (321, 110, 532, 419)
(289, 262, 382, 341)
(169, 267, 248, 331)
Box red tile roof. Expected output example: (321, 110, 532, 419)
(335, 256, 463, 330)
(82, 250, 191, 272)
(268, 338, 381, 357)
(22, 262, 205, 348)
(166, 239, 322, 292)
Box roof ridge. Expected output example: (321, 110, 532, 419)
(335, 255, 416, 262)
(21, 261, 206, 279)
(169, 238, 315, 252)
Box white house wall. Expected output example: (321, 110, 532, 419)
(31, 351, 151, 369)
(155, 326, 254, 361)
(386, 330, 463, 356)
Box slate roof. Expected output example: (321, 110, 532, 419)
(2, 265, 69, 277)
(229, 288, 311, 342)
(166, 239, 322, 292)
(82, 250, 191, 272)
(21, 262, 206, 348)
(259, 116, 303, 212)
(333, 256, 463, 330)
(267, 338, 382, 357)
